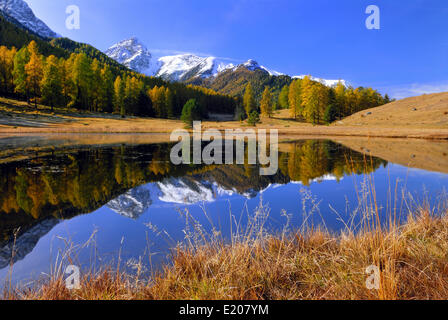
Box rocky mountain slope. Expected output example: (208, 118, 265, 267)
(0, 0, 58, 38)
(104, 37, 153, 74)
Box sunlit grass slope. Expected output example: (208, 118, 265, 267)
(338, 92, 448, 129)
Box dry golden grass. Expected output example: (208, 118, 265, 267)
(3, 207, 448, 301)
(1, 96, 448, 139)
(338, 92, 448, 129)
(0, 96, 186, 134)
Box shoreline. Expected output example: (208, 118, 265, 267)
(0, 133, 447, 174)
(1, 126, 448, 140)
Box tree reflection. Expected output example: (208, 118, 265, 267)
(0, 140, 387, 244)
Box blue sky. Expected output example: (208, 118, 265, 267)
(26, 0, 448, 98)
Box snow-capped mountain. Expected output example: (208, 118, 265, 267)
(156, 54, 215, 81)
(106, 178, 239, 219)
(105, 170, 341, 220)
(104, 37, 155, 75)
(0, 0, 59, 38)
(157, 178, 218, 204)
(240, 59, 284, 76)
(154, 56, 287, 81)
(155, 54, 234, 82)
(104, 38, 238, 81)
(105, 37, 346, 86)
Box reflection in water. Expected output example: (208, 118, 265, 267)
(107, 187, 152, 219)
(0, 140, 387, 271)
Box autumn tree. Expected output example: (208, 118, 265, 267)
(59, 55, 74, 108)
(0, 46, 16, 96)
(247, 110, 260, 126)
(124, 76, 145, 115)
(278, 84, 289, 109)
(41, 55, 62, 111)
(302, 82, 328, 124)
(99, 64, 114, 112)
(13, 46, 30, 102)
(165, 87, 174, 118)
(243, 82, 257, 116)
(149, 86, 169, 118)
(90, 59, 103, 112)
(288, 79, 302, 119)
(260, 87, 273, 118)
(25, 41, 43, 109)
(344, 88, 357, 117)
(333, 81, 346, 119)
(71, 53, 92, 110)
(114, 76, 125, 116)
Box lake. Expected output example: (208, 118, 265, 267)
(0, 136, 447, 285)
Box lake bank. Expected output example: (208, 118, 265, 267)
(2, 118, 447, 140)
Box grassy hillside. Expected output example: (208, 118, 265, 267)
(337, 92, 448, 128)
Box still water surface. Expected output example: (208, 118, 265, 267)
(0, 138, 447, 284)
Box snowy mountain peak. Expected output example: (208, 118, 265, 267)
(0, 0, 59, 38)
(105, 37, 153, 74)
(154, 54, 238, 81)
(242, 59, 260, 70)
(238, 59, 284, 76)
(105, 38, 345, 86)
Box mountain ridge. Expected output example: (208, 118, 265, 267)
(105, 37, 347, 87)
(0, 0, 58, 38)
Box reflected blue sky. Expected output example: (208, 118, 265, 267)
(2, 162, 447, 285)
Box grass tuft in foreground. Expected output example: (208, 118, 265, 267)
(3, 206, 448, 300)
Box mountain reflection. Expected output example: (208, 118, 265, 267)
(0, 140, 387, 268)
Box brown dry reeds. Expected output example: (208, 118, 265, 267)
(2, 203, 448, 300)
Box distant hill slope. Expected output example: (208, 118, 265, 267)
(337, 92, 448, 128)
(50, 37, 127, 71)
(188, 67, 292, 102)
(0, 14, 67, 57)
